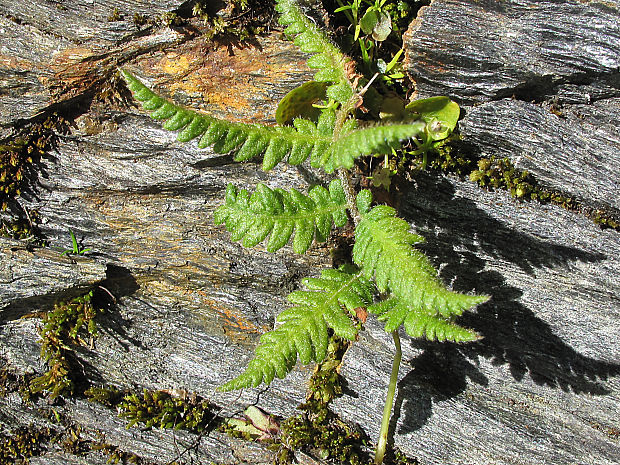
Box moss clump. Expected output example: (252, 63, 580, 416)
(117, 389, 217, 432)
(107, 7, 122, 22)
(84, 385, 127, 407)
(132, 12, 148, 27)
(465, 155, 620, 226)
(1, 209, 44, 243)
(1, 115, 66, 242)
(218, 336, 366, 462)
(275, 336, 369, 464)
(91, 442, 143, 464)
(0, 116, 63, 211)
(404, 139, 619, 231)
(30, 290, 102, 398)
(272, 335, 418, 464)
(0, 359, 28, 399)
(592, 210, 619, 230)
(0, 421, 150, 465)
(421, 134, 477, 177)
(469, 156, 539, 200)
(188, 0, 275, 42)
(0, 426, 56, 465)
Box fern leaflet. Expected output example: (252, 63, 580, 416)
(122, 70, 425, 173)
(120, 70, 333, 171)
(323, 121, 426, 172)
(213, 180, 348, 253)
(276, 0, 355, 104)
(353, 204, 489, 318)
(369, 297, 480, 342)
(219, 267, 374, 391)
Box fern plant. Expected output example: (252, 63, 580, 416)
(121, 0, 488, 462)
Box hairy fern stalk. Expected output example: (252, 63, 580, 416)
(121, 0, 488, 462)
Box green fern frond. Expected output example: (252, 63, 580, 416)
(353, 205, 489, 317)
(323, 121, 426, 172)
(369, 297, 480, 342)
(120, 70, 334, 171)
(213, 179, 348, 253)
(219, 267, 374, 391)
(122, 71, 426, 173)
(275, 0, 355, 103)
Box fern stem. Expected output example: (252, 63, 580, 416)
(338, 169, 360, 225)
(374, 330, 401, 465)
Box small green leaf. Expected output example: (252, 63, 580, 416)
(405, 96, 461, 140)
(275, 81, 328, 126)
(360, 9, 379, 35)
(371, 11, 392, 41)
(356, 189, 373, 214)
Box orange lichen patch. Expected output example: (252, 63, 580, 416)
(133, 34, 312, 124)
(160, 53, 192, 76)
(196, 290, 270, 338)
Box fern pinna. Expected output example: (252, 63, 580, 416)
(221, 266, 374, 390)
(121, 0, 488, 462)
(121, 71, 423, 173)
(213, 180, 348, 254)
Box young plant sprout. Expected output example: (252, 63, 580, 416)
(60, 229, 91, 256)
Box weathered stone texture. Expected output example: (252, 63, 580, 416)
(405, 0, 620, 218)
(1, 0, 618, 464)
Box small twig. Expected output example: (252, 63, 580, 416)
(358, 72, 380, 97)
(97, 285, 117, 304)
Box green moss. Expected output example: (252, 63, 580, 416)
(92, 442, 143, 464)
(132, 13, 148, 27)
(270, 335, 418, 464)
(422, 134, 477, 176)
(0, 382, 148, 465)
(218, 336, 418, 463)
(0, 360, 23, 398)
(189, 0, 274, 42)
(592, 210, 620, 230)
(0, 420, 151, 465)
(107, 7, 122, 22)
(0, 115, 66, 242)
(0, 116, 62, 210)
(465, 155, 620, 223)
(403, 137, 619, 231)
(274, 336, 366, 464)
(469, 156, 539, 200)
(117, 389, 217, 432)
(30, 290, 102, 398)
(123, 1, 273, 42)
(84, 385, 127, 407)
(0, 209, 45, 243)
(0, 426, 53, 464)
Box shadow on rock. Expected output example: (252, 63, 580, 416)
(94, 264, 143, 350)
(391, 173, 620, 433)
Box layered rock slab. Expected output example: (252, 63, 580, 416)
(0, 0, 618, 464)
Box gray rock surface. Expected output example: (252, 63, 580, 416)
(1, 0, 619, 464)
(0, 236, 106, 318)
(405, 0, 620, 218)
